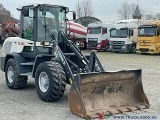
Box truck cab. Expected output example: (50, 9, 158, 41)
(136, 21, 160, 54)
(109, 19, 139, 53)
(86, 22, 113, 51)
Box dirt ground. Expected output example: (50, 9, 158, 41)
(0, 45, 159, 120)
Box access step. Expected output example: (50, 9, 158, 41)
(20, 62, 34, 66)
(20, 72, 32, 76)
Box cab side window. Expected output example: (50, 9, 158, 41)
(22, 9, 33, 40)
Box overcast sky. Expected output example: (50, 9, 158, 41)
(1, 0, 160, 23)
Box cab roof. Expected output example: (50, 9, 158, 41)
(17, 2, 68, 10)
(117, 19, 139, 24)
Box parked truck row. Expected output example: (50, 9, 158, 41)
(1, 18, 160, 54)
(86, 19, 160, 54)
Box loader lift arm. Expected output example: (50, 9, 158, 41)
(50, 30, 105, 84)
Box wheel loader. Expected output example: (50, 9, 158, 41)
(0, 3, 149, 119)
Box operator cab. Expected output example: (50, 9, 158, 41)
(17, 3, 69, 55)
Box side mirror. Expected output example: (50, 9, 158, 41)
(102, 28, 107, 34)
(22, 7, 33, 18)
(73, 12, 76, 20)
(129, 30, 133, 37)
(39, 6, 44, 11)
(66, 11, 76, 21)
(157, 28, 160, 36)
(22, 7, 29, 17)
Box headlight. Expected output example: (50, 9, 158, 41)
(122, 46, 126, 49)
(150, 45, 154, 49)
(109, 45, 113, 49)
(76, 42, 80, 46)
(109, 41, 113, 44)
(97, 44, 101, 47)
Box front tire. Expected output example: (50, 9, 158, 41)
(5, 58, 28, 89)
(130, 45, 136, 53)
(0, 36, 3, 44)
(35, 61, 66, 102)
(81, 41, 87, 50)
(104, 43, 109, 52)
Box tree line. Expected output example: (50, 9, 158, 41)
(76, 0, 160, 20)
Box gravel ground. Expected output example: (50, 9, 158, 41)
(0, 45, 159, 120)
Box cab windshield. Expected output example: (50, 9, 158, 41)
(37, 6, 66, 41)
(22, 5, 67, 41)
(138, 26, 156, 37)
(110, 29, 128, 38)
(87, 27, 101, 34)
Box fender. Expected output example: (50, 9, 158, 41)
(32, 54, 53, 78)
(0, 53, 28, 73)
(1, 53, 54, 77)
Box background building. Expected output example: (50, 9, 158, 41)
(75, 16, 101, 27)
(0, 3, 19, 24)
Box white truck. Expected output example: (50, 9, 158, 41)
(109, 19, 139, 53)
(86, 22, 113, 51)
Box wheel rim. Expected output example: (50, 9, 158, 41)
(38, 72, 49, 93)
(7, 66, 14, 83)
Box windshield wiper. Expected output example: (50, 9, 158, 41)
(43, 25, 56, 40)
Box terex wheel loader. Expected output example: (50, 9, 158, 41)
(0, 3, 149, 119)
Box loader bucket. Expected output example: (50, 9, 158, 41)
(68, 69, 149, 119)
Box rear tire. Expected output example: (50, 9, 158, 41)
(5, 58, 28, 89)
(35, 61, 66, 102)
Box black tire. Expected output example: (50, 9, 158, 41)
(130, 45, 136, 53)
(81, 41, 87, 50)
(0, 36, 3, 44)
(35, 61, 66, 102)
(5, 58, 28, 89)
(104, 43, 109, 52)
